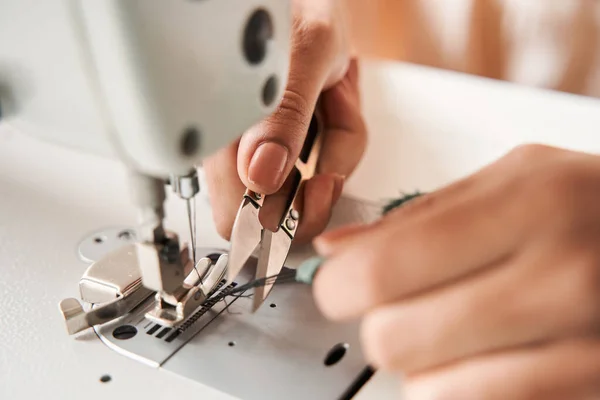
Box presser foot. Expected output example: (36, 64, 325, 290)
(58, 238, 228, 335)
(144, 254, 228, 327)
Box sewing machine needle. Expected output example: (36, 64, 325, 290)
(192, 196, 197, 263)
(186, 198, 196, 265)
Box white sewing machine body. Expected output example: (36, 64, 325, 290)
(1, 0, 289, 176)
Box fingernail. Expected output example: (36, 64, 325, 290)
(332, 174, 345, 204)
(313, 223, 365, 256)
(248, 142, 289, 193)
(317, 223, 364, 244)
(296, 256, 325, 285)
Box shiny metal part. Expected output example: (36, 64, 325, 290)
(59, 243, 227, 334)
(136, 232, 191, 295)
(169, 170, 200, 264)
(289, 209, 299, 220)
(169, 170, 200, 200)
(199, 254, 228, 295)
(60, 235, 200, 335)
(128, 172, 167, 244)
(127, 172, 198, 313)
(252, 229, 292, 311)
(77, 227, 137, 263)
(227, 111, 323, 309)
(95, 248, 368, 400)
(284, 218, 296, 230)
(59, 244, 154, 335)
(145, 254, 228, 327)
(59, 287, 153, 335)
(227, 193, 264, 282)
(188, 257, 212, 283)
(154, 258, 208, 308)
(79, 244, 141, 303)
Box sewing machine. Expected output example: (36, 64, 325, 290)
(2, 0, 296, 329)
(3, 1, 600, 399)
(0, 1, 378, 399)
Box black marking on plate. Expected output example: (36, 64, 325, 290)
(165, 330, 181, 343)
(339, 366, 375, 400)
(156, 327, 171, 339)
(146, 324, 161, 335)
(177, 280, 238, 333)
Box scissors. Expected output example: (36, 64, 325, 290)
(226, 107, 323, 311)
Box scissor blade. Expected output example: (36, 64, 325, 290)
(227, 199, 262, 283)
(252, 229, 292, 311)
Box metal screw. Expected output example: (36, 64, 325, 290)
(289, 209, 299, 220)
(285, 219, 296, 231)
(254, 193, 262, 200)
(112, 325, 137, 340)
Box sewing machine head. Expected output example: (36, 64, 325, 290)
(2, 0, 290, 331)
(3, 0, 290, 176)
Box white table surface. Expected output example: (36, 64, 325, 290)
(1, 59, 599, 400)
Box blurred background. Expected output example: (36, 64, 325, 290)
(346, 0, 600, 98)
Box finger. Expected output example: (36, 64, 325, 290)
(294, 174, 345, 243)
(266, 58, 364, 240)
(203, 140, 246, 240)
(313, 168, 477, 256)
(312, 165, 531, 320)
(318, 59, 367, 177)
(238, 12, 349, 194)
(404, 338, 600, 400)
(360, 249, 600, 372)
(316, 223, 369, 255)
(313, 220, 381, 257)
(294, 0, 351, 89)
(313, 142, 546, 257)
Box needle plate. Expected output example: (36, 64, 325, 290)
(95, 247, 369, 400)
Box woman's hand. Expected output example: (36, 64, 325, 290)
(313, 144, 600, 399)
(204, 0, 367, 243)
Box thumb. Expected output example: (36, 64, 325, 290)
(237, 20, 349, 194)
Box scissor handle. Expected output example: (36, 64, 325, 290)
(241, 105, 323, 238)
(278, 108, 323, 238)
(296, 110, 323, 179)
